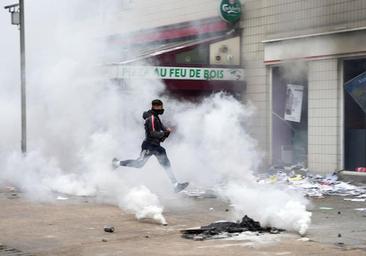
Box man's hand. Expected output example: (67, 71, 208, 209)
(162, 128, 172, 140)
(164, 130, 171, 137)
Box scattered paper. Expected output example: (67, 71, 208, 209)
(260, 166, 366, 198)
(344, 198, 366, 202)
(56, 196, 69, 200)
(354, 208, 366, 211)
(319, 207, 333, 210)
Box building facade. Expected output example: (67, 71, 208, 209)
(107, 0, 366, 174)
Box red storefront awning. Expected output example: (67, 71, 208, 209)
(108, 17, 231, 46)
(110, 31, 235, 65)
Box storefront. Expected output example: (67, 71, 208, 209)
(106, 0, 245, 100)
(264, 29, 366, 172)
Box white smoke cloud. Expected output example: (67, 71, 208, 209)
(0, 0, 311, 232)
(221, 183, 311, 236)
(164, 94, 311, 234)
(122, 186, 167, 225)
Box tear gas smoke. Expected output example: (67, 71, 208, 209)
(167, 95, 311, 235)
(0, 0, 311, 232)
(221, 183, 311, 236)
(122, 186, 167, 225)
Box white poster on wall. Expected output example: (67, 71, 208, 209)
(284, 84, 304, 123)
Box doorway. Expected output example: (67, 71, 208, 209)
(272, 65, 308, 166)
(344, 58, 366, 171)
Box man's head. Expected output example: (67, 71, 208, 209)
(151, 99, 164, 115)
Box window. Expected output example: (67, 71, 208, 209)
(175, 47, 208, 65)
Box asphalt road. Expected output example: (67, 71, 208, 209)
(0, 188, 365, 256)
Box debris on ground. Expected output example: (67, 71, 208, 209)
(258, 165, 366, 198)
(356, 167, 366, 173)
(297, 237, 311, 242)
(0, 244, 33, 256)
(7, 193, 19, 199)
(319, 207, 333, 210)
(182, 188, 217, 199)
(344, 198, 366, 202)
(181, 215, 283, 241)
(5, 186, 17, 192)
(354, 208, 366, 211)
(56, 196, 69, 201)
(103, 225, 115, 233)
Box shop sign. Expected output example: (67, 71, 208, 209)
(284, 84, 304, 123)
(219, 0, 242, 24)
(115, 66, 245, 81)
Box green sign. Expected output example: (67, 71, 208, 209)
(219, 0, 242, 24)
(112, 66, 245, 81)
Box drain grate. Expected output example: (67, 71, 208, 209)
(0, 244, 32, 256)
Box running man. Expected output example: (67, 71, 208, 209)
(112, 99, 189, 193)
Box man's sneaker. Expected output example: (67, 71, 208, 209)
(112, 158, 120, 169)
(174, 182, 189, 193)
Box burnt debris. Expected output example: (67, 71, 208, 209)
(181, 215, 283, 240)
(104, 225, 115, 233)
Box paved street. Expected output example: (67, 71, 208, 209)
(0, 188, 365, 256)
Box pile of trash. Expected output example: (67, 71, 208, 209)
(181, 215, 283, 241)
(258, 165, 366, 198)
(183, 165, 366, 199)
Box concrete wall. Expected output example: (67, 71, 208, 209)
(240, 0, 269, 155)
(210, 37, 241, 66)
(308, 59, 342, 172)
(263, 0, 366, 40)
(107, 0, 219, 34)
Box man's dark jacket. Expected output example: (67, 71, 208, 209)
(142, 110, 169, 146)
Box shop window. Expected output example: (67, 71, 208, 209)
(175, 47, 208, 65)
(272, 65, 308, 166)
(344, 59, 366, 171)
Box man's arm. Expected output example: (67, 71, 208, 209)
(160, 119, 171, 140)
